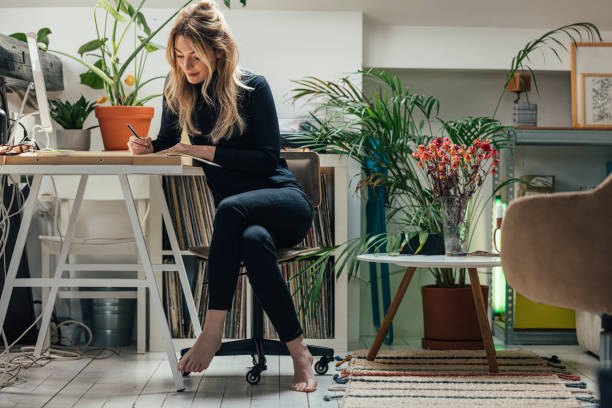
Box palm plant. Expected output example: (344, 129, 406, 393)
(492, 22, 601, 117)
(291, 69, 441, 230)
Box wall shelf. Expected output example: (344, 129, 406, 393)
(514, 127, 612, 146)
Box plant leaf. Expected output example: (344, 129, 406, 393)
(36, 27, 52, 50)
(79, 59, 106, 89)
(77, 38, 107, 56)
(96, 0, 127, 22)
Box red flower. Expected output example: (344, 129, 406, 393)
(481, 140, 491, 152)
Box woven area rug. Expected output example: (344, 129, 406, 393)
(339, 350, 587, 407)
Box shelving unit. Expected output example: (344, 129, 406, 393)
(492, 127, 612, 345)
(147, 154, 359, 353)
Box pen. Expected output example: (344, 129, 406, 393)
(127, 123, 146, 141)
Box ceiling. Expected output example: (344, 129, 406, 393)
(3, 0, 612, 30)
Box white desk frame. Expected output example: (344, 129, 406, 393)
(0, 164, 203, 392)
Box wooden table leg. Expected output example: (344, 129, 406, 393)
(366, 267, 416, 361)
(468, 268, 498, 373)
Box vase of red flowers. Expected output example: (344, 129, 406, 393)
(412, 137, 499, 256)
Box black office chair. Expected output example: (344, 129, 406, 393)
(182, 151, 334, 385)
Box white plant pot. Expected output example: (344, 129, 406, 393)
(54, 129, 91, 151)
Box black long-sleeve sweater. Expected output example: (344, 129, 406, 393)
(151, 72, 300, 206)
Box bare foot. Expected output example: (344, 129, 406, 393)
(177, 332, 222, 373)
(289, 343, 317, 392)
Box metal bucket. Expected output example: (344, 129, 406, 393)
(54, 129, 91, 151)
(83, 288, 136, 348)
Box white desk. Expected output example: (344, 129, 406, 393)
(357, 254, 501, 372)
(0, 152, 202, 391)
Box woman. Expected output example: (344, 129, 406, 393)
(128, 1, 317, 393)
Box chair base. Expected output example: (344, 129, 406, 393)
(180, 337, 334, 384)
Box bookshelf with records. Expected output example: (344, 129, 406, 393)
(153, 154, 353, 351)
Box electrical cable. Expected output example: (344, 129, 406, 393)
(0, 315, 118, 390)
(0, 132, 152, 389)
(0, 151, 118, 390)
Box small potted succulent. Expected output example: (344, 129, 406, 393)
(48, 96, 97, 150)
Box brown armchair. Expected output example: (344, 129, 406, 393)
(500, 173, 612, 403)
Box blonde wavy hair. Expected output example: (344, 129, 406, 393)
(164, 1, 250, 143)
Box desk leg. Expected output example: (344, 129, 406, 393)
(119, 175, 184, 392)
(35, 175, 88, 357)
(152, 175, 201, 337)
(468, 268, 498, 373)
(366, 266, 415, 361)
(0, 175, 43, 336)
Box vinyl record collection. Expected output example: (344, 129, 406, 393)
(161, 167, 335, 340)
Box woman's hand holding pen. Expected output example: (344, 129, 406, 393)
(127, 135, 153, 155)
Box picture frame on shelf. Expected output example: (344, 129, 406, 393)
(580, 73, 612, 128)
(571, 42, 612, 127)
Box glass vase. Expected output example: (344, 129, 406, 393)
(439, 195, 469, 256)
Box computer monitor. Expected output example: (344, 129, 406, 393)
(25, 32, 53, 137)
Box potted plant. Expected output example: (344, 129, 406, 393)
(287, 23, 602, 345)
(48, 96, 97, 150)
(47, 0, 245, 150)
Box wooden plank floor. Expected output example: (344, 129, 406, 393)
(0, 349, 340, 408)
(0, 339, 601, 407)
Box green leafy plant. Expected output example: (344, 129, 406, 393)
(49, 96, 97, 129)
(47, 0, 246, 106)
(288, 23, 602, 317)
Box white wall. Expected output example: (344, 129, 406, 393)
(365, 25, 612, 70)
(1, 7, 362, 149)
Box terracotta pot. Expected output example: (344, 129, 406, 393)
(421, 284, 489, 350)
(95, 106, 154, 151)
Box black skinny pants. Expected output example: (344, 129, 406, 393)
(207, 186, 314, 343)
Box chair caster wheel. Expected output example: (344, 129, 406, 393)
(314, 357, 329, 375)
(246, 369, 261, 385)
